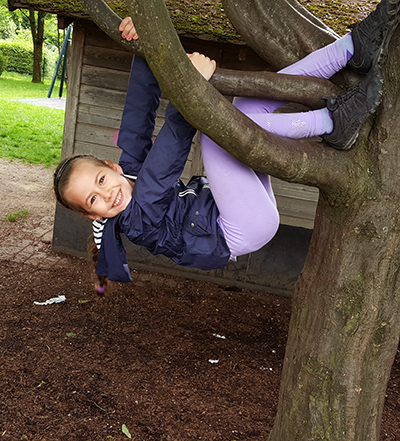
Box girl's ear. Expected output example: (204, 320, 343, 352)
(104, 160, 123, 175)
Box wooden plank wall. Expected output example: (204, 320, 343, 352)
(62, 19, 318, 230)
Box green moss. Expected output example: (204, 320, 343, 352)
(354, 220, 380, 241)
(299, 0, 376, 36)
(10, 0, 375, 40)
(373, 322, 387, 346)
(336, 279, 365, 333)
(9, 0, 240, 40)
(166, 1, 240, 41)
(10, 0, 85, 16)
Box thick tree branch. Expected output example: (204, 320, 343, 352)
(221, 0, 362, 89)
(221, 0, 338, 70)
(79, 0, 145, 57)
(211, 69, 341, 109)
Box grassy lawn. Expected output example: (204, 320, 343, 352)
(0, 72, 65, 167)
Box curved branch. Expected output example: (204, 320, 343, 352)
(221, 0, 338, 70)
(211, 69, 342, 109)
(79, 0, 144, 57)
(123, 0, 352, 192)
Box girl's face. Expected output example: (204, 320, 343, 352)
(64, 160, 134, 219)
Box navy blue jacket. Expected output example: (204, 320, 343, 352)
(94, 57, 230, 283)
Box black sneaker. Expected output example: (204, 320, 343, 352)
(348, 0, 400, 74)
(322, 65, 383, 150)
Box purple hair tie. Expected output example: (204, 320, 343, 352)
(97, 285, 105, 294)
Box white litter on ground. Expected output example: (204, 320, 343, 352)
(212, 333, 226, 339)
(34, 295, 66, 305)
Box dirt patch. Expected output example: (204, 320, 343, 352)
(0, 160, 399, 440)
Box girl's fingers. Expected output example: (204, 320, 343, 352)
(119, 17, 131, 32)
(187, 53, 216, 80)
(119, 17, 138, 40)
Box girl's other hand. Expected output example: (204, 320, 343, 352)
(187, 52, 216, 81)
(119, 17, 138, 41)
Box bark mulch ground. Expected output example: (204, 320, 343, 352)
(0, 162, 399, 440)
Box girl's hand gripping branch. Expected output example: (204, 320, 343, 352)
(187, 52, 216, 81)
(118, 18, 216, 81)
(120, 17, 138, 41)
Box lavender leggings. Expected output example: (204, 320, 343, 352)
(201, 34, 353, 259)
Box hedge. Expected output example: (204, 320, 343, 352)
(0, 50, 6, 76)
(0, 40, 60, 77)
(0, 40, 33, 75)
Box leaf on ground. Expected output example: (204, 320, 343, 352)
(122, 424, 132, 439)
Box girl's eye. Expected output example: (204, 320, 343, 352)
(99, 176, 105, 185)
(91, 195, 97, 205)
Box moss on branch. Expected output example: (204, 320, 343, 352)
(10, 0, 376, 40)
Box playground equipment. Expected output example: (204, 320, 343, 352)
(47, 25, 72, 99)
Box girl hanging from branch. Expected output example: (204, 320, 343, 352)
(54, 0, 399, 293)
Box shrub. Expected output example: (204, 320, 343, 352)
(0, 5, 16, 40)
(0, 40, 33, 75)
(0, 50, 6, 76)
(0, 40, 61, 78)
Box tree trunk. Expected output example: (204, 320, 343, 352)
(269, 199, 400, 439)
(29, 8, 46, 83)
(269, 31, 400, 440)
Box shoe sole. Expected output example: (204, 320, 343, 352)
(339, 88, 383, 150)
(327, 69, 384, 150)
(349, 0, 400, 73)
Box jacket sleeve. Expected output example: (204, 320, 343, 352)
(132, 102, 197, 223)
(118, 56, 162, 175)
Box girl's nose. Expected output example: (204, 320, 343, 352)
(101, 188, 112, 202)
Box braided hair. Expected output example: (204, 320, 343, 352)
(54, 155, 112, 295)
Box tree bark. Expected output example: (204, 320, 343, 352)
(29, 8, 45, 83)
(211, 68, 341, 109)
(81, 0, 400, 439)
(269, 195, 400, 439)
(221, 0, 338, 70)
(221, 0, 360, 88)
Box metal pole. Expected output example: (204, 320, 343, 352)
(58, 35, 70, 98)
(47, 25, 72, 99)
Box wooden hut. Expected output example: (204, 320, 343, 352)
(9, 0, 318, 295)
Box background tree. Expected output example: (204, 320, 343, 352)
(3, 0, 59, 81)
(81, 0, 400, 439)
(28, 7, 45, 82)
(0, 0, 16, 39)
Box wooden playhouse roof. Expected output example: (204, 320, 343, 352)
(8, 0, 242, 42)
(8, 0, 376, 39)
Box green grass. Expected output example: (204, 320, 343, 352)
(3, 209, 31, 222)
(0, 72, 65, 167)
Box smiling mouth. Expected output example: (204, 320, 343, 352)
(112, 189, 123, 208)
